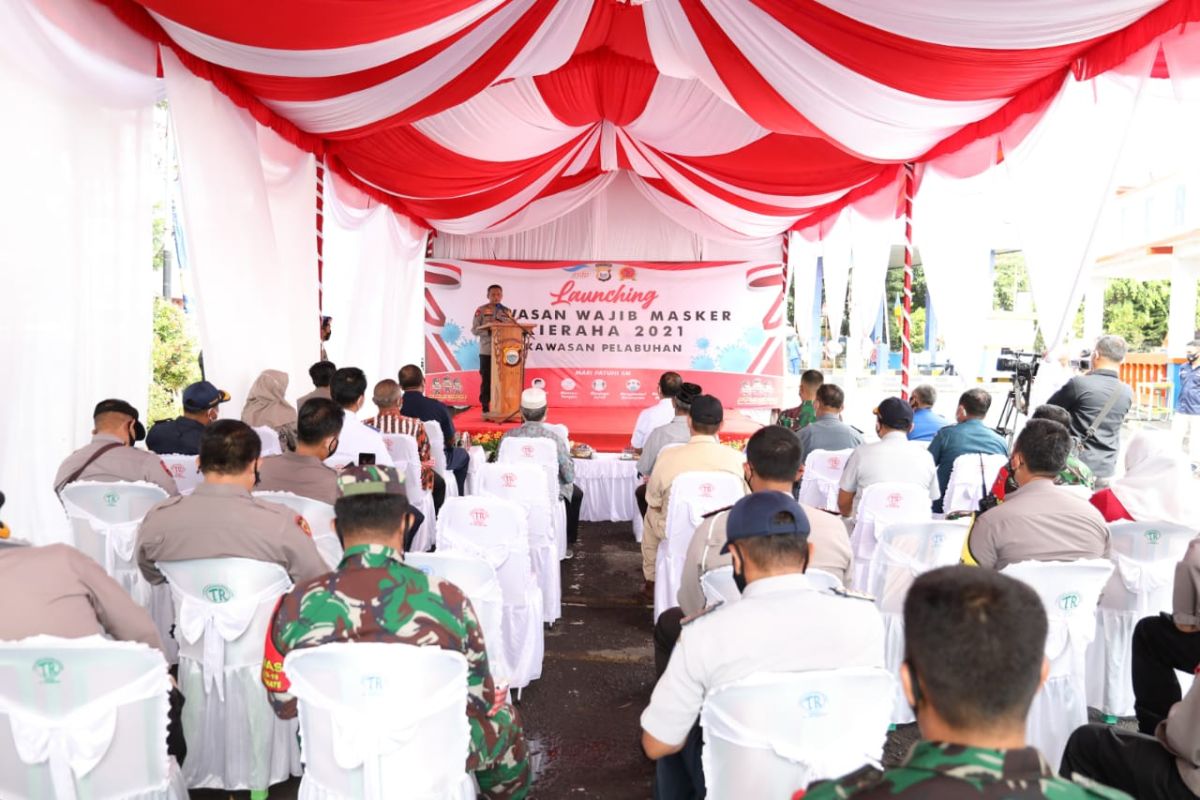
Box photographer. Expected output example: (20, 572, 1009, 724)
(1175, 340, 1200, 465)
(1047, 335, 1133, 485)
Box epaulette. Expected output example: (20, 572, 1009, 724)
(700, 504, 733, 520)
(681, 601, 724, 626)
(828, 585, 875, 602)
(147, 495, 185, 513)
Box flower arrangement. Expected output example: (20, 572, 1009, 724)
(466, 430, 504, 462)
(722, 437, 749, 452)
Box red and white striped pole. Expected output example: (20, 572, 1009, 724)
(901, 162, 915, 401)
(316, 161, 325, 318)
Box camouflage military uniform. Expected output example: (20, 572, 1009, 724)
(778, 400, 817, 431)
(262, 542, 531, 799)
(803, 741, 1131, 799)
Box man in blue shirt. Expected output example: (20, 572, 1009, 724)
(928, 388, 1008, 513)
(1174, 340, 1200, 464)
(398, 364, 468, 493)
(908, 384, 949, 443)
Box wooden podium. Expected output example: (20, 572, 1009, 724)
(484, 321, 531, 422)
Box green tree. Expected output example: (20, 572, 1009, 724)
(992, 250, 1030, 312)
(1101, 278, 1170, 351)
(884, 263, 927, 352)
(149, 297, 201, 421)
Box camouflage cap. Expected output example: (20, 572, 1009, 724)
(337, 464, 406, 497)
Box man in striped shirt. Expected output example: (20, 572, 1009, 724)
(364, 379, 445, 511)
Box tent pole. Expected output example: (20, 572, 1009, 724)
(901, 162, 915, 401)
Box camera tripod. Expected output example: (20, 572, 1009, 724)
(994, 368, 1035, 446)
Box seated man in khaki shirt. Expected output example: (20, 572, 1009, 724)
(967, 419, 1109, 571)
(257, 397, 344, 506)
(54, 398, 178, 497)
(137, 419, 329, 586)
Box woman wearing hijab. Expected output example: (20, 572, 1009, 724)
(1090, 429, 1191, 524)
(242, 369, 298, 452)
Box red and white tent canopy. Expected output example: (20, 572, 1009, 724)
(99, 0, 1200, 238)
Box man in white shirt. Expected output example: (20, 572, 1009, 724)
(837, 396, 939, 517)
(641, 492, 885, 798)
(632, 372, 683, 454)
(324, 367, 394, 468)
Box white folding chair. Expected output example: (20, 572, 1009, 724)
(478, 463, 561, 625)
(498, 437, 568, 559)
(1086, 522, 1196, 718)
(159, 455, 202, 495)
(381, 433, 437, 552)
(423, 420, 459, 498)
(865, 520, 971, 723)
(252, 426, 283, 457)
(253, 490, 343, 570)
(157, 558, 300, 791)
(797, 449, 853, 513)
(849, 483, 933, 592)
(942, 453, 1008, 516)
(284, 643, 473, 800)
(406, 550, 511, 684)
(436, 497, 545, 690)
(655, 472, 746, 621)
(700, 668, 894, 800)
(700, 565, 740, 608)
(1001, 559, 1115, 770)
(0, 635, 186, 800)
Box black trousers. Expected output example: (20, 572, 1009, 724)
(635, 482, 648, 519)
(563, 484, 583, 545)
(654, 607, 684, 678)
(432, 472, 446, 513)
(1133, 613, 1200, 733)
(1061, 724, 1195, 799)
(479, 355, 492, 412)
(654, 723, 706, 800)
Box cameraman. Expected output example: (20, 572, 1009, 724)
(1047, 335, 1132, 486)
(1175, 340, 1200, 465)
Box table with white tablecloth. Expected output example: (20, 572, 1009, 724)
(573, 453, 639, 522)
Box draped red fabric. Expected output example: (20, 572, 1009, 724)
(535, 51, 658, 127)
(572, 0, 654, 65)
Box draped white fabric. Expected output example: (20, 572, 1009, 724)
(0, 0, 160, 544)
(162, 48, 319, 413)
(789, 233, 821, 347)
(819, 218, 854, 347)
(321, 172, 427, 384)
(848, 213, 902, 343)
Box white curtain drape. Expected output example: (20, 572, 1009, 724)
(820, 216, 854, 347)
(848, 212, 902, 344)
(789, 232, 820, 347)
(0, 0, 161, 543)
(321, 172, 427, 386)
(162, 48, 319, 413)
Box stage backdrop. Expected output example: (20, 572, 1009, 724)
(425, 260, 784, 409)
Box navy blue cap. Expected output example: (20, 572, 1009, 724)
(182, 381, 231, 412)
(874, 396, 914, 429)
(721, 492, 810, 553)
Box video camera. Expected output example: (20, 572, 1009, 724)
(1070, 349, 1091, 372)
(995, 348, 1040, 377)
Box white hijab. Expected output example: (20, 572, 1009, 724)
(1108, 429, 1192, 526)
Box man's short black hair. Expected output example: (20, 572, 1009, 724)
(398, 364, 424, 390)
(198, 419, 261, 475)
(800, 370, 824, 390)
(746, 425, 802, 481)
(959, 388, 992, 418)
(815, 383, 845, 410)
(330, 367, 368, 408)
(1014, 418, 1071, 475)
(1031, 404, 1070, 429)
(735, 529, 810, 570)
(487, 284, 502, 293)
(904, 566, 1047, 730)
(297, 398, 345, 446)
(333, 493, 411, 544)
(659, 372, 683, 399)
(309, 360, 336, 388)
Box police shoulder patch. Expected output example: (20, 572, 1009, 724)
(829, 585, 875, 602)
(681, 601, 724, 626)
(293, 515, 313, 538)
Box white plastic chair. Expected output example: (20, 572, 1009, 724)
(159, 455, 201, 495)
(406, 551, 511, 684)
(1086, 522, 1196, 718)
(284, 643, 473, 800)
(381, 433, 437, 552)
(700, 668, 894, 800)
(942, 453, 1008, 516)
(654, 472, 746, 621)
(849, 483, 934, 592)
(423, 420, 459, 498)
(498, 437, 568, 560)
(157, 558, 301, 791)
(253, 426, 283, 457)
(700, 566, 739, 608)
(436, 497, 544, 690)
(479, 463, 562, 625)
(254, 491, 343, 570)
(1001, 559, 1115, 771)
(798, 449, 853, 513)
(0, 635, 186, 800)
(865, 520, 971, 723)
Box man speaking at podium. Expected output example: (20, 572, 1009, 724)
(473, 283, 517, 414)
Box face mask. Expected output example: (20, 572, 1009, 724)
(254, 467, 262, 487)
(732, 563, 748, 594)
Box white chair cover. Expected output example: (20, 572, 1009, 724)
(849, 483, 933, 592)
(942, 453, 1008, 516)
(498, 437, 568, 559)
(546, 422, 570, 443)
(157, 558, 301, 790)
(285, 643, 474, 800)
(797, 449, 853, 513)
(700, 565, 740, 609)
(654, 472, 746, 621)
(479, 463, 562, 625)
(700, 668, 894, 800)
(381, 434, 438, 552)
(423, 420, 459, 498)
(1001, 559, 1115, 770)
(465, 446, 486, 496)
(254, 491, 344, 570)
(0, 635, 185, 800)
(436, 497, 544, 689)
(405, 551, 511, 684)
(1086, 522, 1196, 717)
(158, 455, 201, 495)
(253, 426, 284, 457)
(865, 520, 971, 723)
